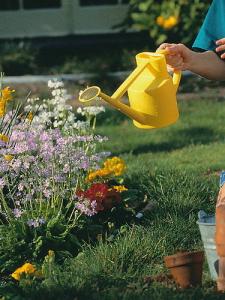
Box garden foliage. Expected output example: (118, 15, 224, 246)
(128, 0, 211, 46)
(0, 79, 142, 277)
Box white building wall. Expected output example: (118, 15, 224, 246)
(0, 0, 129, 39)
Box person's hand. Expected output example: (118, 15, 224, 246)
(157, 43, 194, 71)
(215, 38, 225, 59)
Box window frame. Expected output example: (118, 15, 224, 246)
(23, 0, 62, 10)
(79, 0, 128, 6)
(0, 0, 20, 11)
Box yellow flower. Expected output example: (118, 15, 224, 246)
(1, 87, 15, 102)
(0, 102, 6, 117)
(27, 112, 33, 122)
(103, 157, 126, 176)
(163, 16, 179, 29)
(0, 87, 15, 117)
(87, 157, 126, 181)
(113, 163, 125, 176)
(4, 154, 13, 161)
(87, 170, 100, 181)
(87, 168, 111, 181)
(11, 263, 36, 281)
(112, 185, 128, 192)
(156, 16, 164, 26)
(98, 168, 111, 176)
(87, 171, 97, 181)
(0, 134, 9, 143)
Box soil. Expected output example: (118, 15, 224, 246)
(144, 273, 174, 286)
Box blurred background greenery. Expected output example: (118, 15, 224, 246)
(0, 0, 212, 76)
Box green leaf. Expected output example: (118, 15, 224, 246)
(138, 1, 152, 12)
(156, 34, 167, 45)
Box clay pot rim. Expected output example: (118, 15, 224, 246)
(164, 250, 204, 268)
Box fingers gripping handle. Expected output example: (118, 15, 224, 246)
(156, 49, 182, 92)
(172, 70, 181, 92)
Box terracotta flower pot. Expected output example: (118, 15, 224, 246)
(164, 250, 204, 288)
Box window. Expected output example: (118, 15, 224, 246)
(0, 0, 19, 10)
(80, 0, 118, 6)
(23, 0, 61, 9)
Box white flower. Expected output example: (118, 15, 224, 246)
(83, 106, 105, 116)
(48, 79, 64, 89)
(73, 121, 89, 130)
(77, 107, 83, 114)
(67, 113, 75, 122)
(29, 79, 105, 131)
(24, 104, 32, 112)
(52, 89, 62, 97)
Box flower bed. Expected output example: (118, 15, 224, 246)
(0, 78, 145, 284)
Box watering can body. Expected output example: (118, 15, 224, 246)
(79, 51, 181, 129)
(127, 52, 180, 129)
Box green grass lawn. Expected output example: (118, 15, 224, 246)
(2, 96, 225, 300)
(97, 97, 225, 174)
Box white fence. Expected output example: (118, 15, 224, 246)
(0, 0, 129, 38)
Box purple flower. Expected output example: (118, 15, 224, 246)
(63, 164, 70, 173)
(0, 178, 5, 189)
(75, 199, 97, 216)
(39, 218, 45, 225)
(27, 217, 45, 228)
(54, 175, 65, 182)
(27, 219, 34, 227)
(25, 194, 32, 201)
(79, 160, 89, 170)
(12, 208, 23, 218)
(28, 219, 39, 227)
(43, 189, 51, 198)
(11, 159, 22, 173)
(0, 140, 7, 147)
(18, 182, 24, 191)
(33, 220, 39, 227)
(39, 132, 50, 142)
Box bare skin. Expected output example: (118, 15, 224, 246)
(157, 42, 225, 81)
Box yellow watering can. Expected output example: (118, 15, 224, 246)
(79, 50, 181, 129)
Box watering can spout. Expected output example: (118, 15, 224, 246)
(79, 86, 151, 125)
(79, 50, 181, 129)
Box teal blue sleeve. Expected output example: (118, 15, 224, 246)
(192, 0, 225, 51)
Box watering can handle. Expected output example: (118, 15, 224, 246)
(156, 49, 182, 92)
(172, 70, 181, 93)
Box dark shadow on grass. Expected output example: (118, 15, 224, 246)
(14, 281, 222, 300)
(122, 126, 217, 155)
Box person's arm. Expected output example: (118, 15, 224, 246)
(187, 50, 225, 81)
(158, 43, 225, 81)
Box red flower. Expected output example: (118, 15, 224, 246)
(103, 189, 121, 210)
(85, 183, 109, 202)
(76, 189, 84, 198)
(76, 183, 121, 213)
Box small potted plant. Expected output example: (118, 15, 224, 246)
(164, 249, 204, 289)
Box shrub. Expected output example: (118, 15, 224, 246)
(0, 42, 38, 76)
(128, 0, 211, 46)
